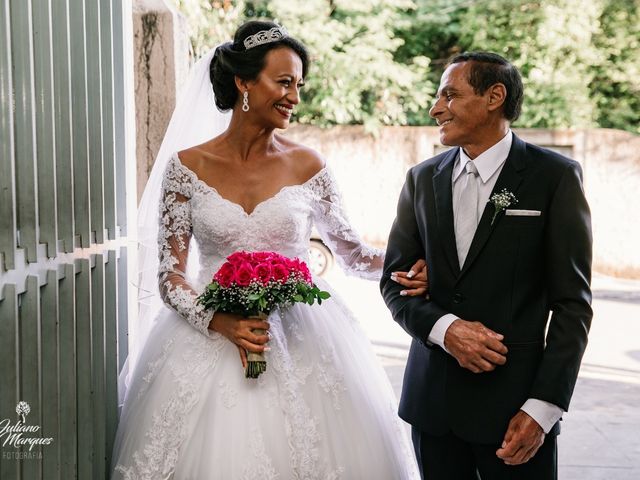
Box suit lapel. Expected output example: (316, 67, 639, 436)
(432, 148, 460, 275)
(458, 135, 527, 279)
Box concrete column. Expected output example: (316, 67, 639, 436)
(132, 0, 190, 202)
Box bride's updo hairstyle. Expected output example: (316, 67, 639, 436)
(210, 20, 309, 112)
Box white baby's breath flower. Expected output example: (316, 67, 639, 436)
(489, 189, 518, 225)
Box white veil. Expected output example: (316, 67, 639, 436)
(120, 47, 231, 403)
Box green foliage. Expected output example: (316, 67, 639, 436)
(394, 0, 639, 132)
(588, 0, 640, 133)
(460, 0, 602, 128)
(172, 0, 432, 128)
(264, 0, 432, 129)
(394, 0, 469, 124)
(172, 0, 245, 55)
(172, 0, 640, 133)
(198, 277, 330, 317)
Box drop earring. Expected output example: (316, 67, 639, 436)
(242, 91, 249, 112)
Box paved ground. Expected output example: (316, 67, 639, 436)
(324, 269, 640, 479)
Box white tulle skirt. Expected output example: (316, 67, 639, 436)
(111, 278, 419, 480)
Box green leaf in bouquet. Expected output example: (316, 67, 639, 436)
(318, 291, 331, 300)
(293, 294, 304, 302)
(247, 293, 261, 301)
(258, 296, 267, 310)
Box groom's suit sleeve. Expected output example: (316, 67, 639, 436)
(381, 167, 448, 345)
(531, 160, 593, 410)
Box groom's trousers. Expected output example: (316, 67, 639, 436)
(412, 427, 557, 480)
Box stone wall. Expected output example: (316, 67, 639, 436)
(283, 125, 640, 278)
(580, 129, 640, 278)
(132, 0, 189, 202)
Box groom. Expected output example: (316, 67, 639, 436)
(381, 52, 592, 479)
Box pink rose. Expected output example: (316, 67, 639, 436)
(214, 262, 236, 288)
(285, 257, 311, 282)
(253, 251, 275, 263)
(227, 251, 250, 266)
(254, 263, 273, 284)
(269, 255, 285, 266)
(271, 264, 289, 282)
(235, 262, 256, 286)
(296, 261, 312, 283)
(283, 257, 296, 270)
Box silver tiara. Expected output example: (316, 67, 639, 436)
(243, 26, 288, 50)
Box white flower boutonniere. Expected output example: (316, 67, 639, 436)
(489, 189, 518, 225)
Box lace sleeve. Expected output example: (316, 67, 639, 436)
(309, 168, 385, 280)
(157, 156, 217, 337)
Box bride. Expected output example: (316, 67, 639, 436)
(111, 20, 425, 479)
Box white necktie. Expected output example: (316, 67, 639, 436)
(455, 161, 480, 267)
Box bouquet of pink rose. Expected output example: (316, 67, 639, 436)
(198, 251, 331, 378)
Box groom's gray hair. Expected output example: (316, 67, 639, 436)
(448, 52, 524, 122)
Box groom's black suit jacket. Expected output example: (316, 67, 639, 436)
(381, 134, 593, 444)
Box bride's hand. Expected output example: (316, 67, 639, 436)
(391, 259, 429, 297)
(208, 313, 270, 368)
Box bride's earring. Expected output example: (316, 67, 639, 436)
(242, 91, 249, 112)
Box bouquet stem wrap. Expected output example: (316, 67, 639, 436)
(246, 313, 268, 379)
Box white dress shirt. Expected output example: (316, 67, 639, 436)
(427, 130, 563, 433)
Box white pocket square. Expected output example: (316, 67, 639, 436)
(505, 209, 541, 216)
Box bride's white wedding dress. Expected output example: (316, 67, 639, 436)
(111, 153, 419, 480)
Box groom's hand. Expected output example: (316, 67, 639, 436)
(444, 319, 508, 373)
(496, 410, 545, 465)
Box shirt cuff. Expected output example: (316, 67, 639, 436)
(521, 398, 563, 433)
(427, 313, 458, 353)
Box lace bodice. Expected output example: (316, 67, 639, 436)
(157, 153, 384, 335)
